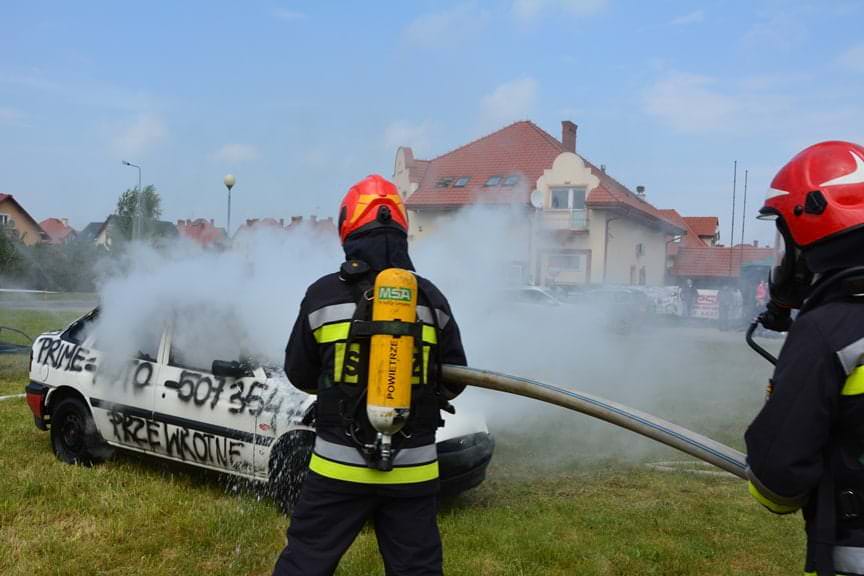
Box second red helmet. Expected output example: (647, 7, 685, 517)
(761, 141, 864, 247)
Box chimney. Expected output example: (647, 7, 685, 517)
(279, 218, 285, 227)
(176, 219, 184, 226)
(210, 219, 214, 226)
(311, 215, 318, 223)
(636, 185, 646, 199)
(291, 216, 302, 225)
(753, 240, 759, 247)
(600, 164, 606, 173)
(561, 120, 577, 153)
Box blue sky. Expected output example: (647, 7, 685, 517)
(2, 0, 863, 245)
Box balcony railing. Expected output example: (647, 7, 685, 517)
(541, 209, 588, 231)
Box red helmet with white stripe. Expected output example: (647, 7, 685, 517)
(761, 141, 864, 247)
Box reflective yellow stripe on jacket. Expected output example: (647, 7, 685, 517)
(309, 453, 439, 484)
(747, 481, 800, 514)
(313, 320, 438, 385)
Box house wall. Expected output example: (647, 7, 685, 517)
(533, 152, 668, 287)
(393, 147, 420, 201)
(597, 210, 668, 286)
(0, 198, 44, 245)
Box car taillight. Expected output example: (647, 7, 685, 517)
(25, 388, 44, 420)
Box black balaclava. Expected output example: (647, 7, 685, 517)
(803, 229, 864, 275)
(343, 227, 415, 272)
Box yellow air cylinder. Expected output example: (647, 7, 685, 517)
(367, 268, 417, 436)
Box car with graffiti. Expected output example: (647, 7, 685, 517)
(25, 308, 494, 510)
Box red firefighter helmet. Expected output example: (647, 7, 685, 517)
(761, 141, 864, 247)
(338, 175, 409, 243)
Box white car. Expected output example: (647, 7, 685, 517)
(25, 308, 494, 510)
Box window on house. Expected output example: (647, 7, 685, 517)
(435, 177, 453, 188)
(484, 175, 502, 187)
(453, 176, 470, 188)
(639, 266, 647, 285)
(550, 187, 586, 209)
(548, 253, 583, 271)
(0, 214, 9, 226)
(635, 243, 644, 258)
(503, 175, 520, 187)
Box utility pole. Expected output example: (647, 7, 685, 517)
(729, 160, 737, 277)
(223, 174, 236, 237)
(740, 169, 749, 265)
(122, 160, 142, 241)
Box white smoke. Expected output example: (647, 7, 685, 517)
(89, 206, 772, 472)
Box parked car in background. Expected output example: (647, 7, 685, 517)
(25, 308, 494, 511)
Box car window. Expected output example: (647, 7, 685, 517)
(134, 322, 163, 363)
(168, 308, 249, 373)
(61, 309, 99, 344)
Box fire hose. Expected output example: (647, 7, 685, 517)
(441, 364, 748, 480)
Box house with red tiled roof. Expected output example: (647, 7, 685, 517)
(176, 218, 226, 247)
(394, 120, 686, 286)
(39, 218, 77, 244)
(683, 216, 719, 246)
(0, 194, 49, 245)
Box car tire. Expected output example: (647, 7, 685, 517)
(268, 428, 315, 515)
(50, 397, 110, 466)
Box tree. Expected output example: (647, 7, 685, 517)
(113, 185, 163, 243)
(0, 226, 25, 285)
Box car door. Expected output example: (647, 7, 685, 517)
(86, 316, 163, 454)
(151, 325, 258, 476)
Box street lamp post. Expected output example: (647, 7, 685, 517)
(224, 174, 236, 237)
(122, 160, 142, 241)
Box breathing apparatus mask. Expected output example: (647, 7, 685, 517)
(758, 220, 814, 332)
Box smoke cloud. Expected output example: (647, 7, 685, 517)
(89, 207, 772, 474)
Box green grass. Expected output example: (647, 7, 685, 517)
(0, 311, 804, 575)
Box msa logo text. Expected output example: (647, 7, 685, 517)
(378, 287, 413, 302)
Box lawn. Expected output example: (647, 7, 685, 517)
(0, 309, 804, 575)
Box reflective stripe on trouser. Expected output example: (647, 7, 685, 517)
(309, 438, 439, 484)
(804, 545, 864, 575)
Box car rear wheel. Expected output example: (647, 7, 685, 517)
(50, 397, 110, 466)
(268, 428, 315, 514)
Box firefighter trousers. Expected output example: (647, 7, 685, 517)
(272, 471, 443, 576)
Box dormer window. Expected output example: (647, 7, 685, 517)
(453, 176, 470, 188)
(435, 177, 453, 188)
(503, 175, 520, 187)
(484, 175, 502, 187)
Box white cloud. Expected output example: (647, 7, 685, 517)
(402, 4, 488, 48)
(512, 0, 607, 22)
(643, 72, 799, 134)
(211, 143, 259, 164)
(480, 77, 538, 128)
(644, 73, 739, 133)
(838, 43, 864, 73)
(0, 106, 27, 126)
(273, 9, 305, 22)
(383, 121, 433, 156)
(112, 114, 166, 157)
(670, 9, 705, 26)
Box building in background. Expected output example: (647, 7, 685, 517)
(0, 194, 49, 245)
(394, 120, 685, 287)
(39, 218, 77, 244)
(176, 218, 226, 247)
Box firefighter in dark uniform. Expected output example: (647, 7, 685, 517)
(272, 174, 467, 576)
(745, 141, 864, 575)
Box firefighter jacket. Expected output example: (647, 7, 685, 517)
(284, 262, 467, 494)
(745, 270, 864, 575)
